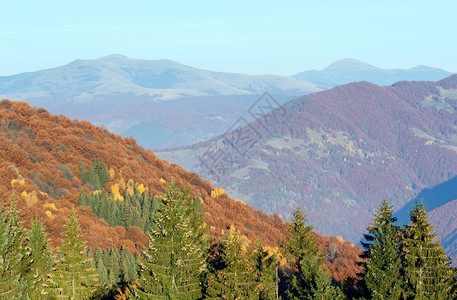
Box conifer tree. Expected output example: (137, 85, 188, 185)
(120, 246, 137, 283)
(95, 249, 110, 289)
(360, 199, 402, 300)
(282, 208, 344, 300)
(79, 160, 110, 191)
(93, 159, 110, 188)
(48, 208, 99, 299)
(401, 201, 456, 299)
(205, 228, 258, 299)
(27, 218, 54, 299)
(133, 182, 207, 299)
(0, 196, 29, 299)
(252, 240, 278, 300)
(107, 247, 122, 286)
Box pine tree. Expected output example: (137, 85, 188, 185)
(401, 200, 456, 300)
(27, 218, 54, 299)
(48, 208, 99, 299)
(133, 182, 207, 299)
(0, 196, 29, 299)
(360, 199, 402, 300)
(282, 208, 344, 300)
(205, 228, 258, 299)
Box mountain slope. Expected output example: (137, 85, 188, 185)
(0, 55, 322, 149)
(0, 99, 362, 283)
(157, 75, 457, 253)
(0, 54, 321, 101)
(293, 58, 453, 86)
(3, 56, 452, 150)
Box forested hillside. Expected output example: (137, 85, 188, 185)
(0, 99, 362, 293)
(158, 75, 457, 252)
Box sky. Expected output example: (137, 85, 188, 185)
(1, 0, 456, 76)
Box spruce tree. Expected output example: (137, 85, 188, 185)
(360, 199, 402, 300)
(0, 197, 29, 299)
(108, 247, 122, 286)
(401, 200, 456, 299)
(48, 208, 99, 299)
(282, 208, 344, 300)
(93, 160, 110, 188)
(252, 240, 278, 300)
(133, 182, 207, 299)
(120, 246, 137, 283)
(94, 249, 109, 289)
(27, 219, 54, 299)
(205, 228, 258, 299)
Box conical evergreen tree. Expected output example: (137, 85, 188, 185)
(205, 227, 258, 299)
(93, 159, 110, 189)
(108, 247, 122, 286)
(26, 218, 54, 300)
(94, 248, 110, 289)
(133, 181, 207, 299)
(360, 199, 402, 300)
(252, 240, 278, 300)
(401, 200, 456, 300)
(282, 208, 344, 300)
(120, 247, 137, 283)
(0, 196, 29, 299)
(48, 208, 99, 299)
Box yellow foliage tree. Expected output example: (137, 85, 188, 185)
(264, 245, 287, 266)
(119, 178, 126, 191)
(211, 187, 225, 198)
(136, 183, 146, 195)
(111, 184, 124, 201)
(224, 225, 250, 252)
(44, 202, 58, 211)
(108, 168, 116, 179)
(11, 178, 25, 188)
(126, 182, 134, 197)
(22, 190, 38, 206)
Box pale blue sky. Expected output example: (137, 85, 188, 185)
(1, 0, 456, 76)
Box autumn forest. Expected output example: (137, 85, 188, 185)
(1, 99, 456, 299)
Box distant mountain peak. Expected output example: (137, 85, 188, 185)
(410, 65, 444, 72)
(97, 54, 130, 61)
(293, 58, 452, 87)
(323, 58, 379, 72)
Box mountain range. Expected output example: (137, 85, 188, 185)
(293, 58, 453, 87)
(157, 75, 457, 260)
(1, 55, 453, 149)
(0, 54, 322, 101)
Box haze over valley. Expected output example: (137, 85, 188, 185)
(3, 1, 457, 298)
